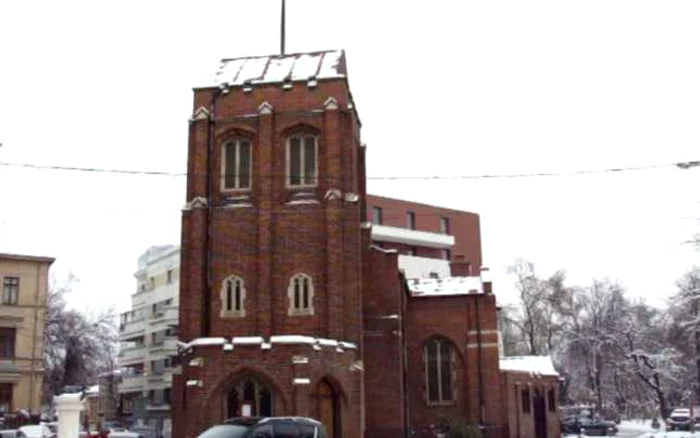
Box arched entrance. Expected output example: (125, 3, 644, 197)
(224, 375, 274, 419)
(313, 379, 340, 438)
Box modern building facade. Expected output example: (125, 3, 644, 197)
(0, 253, 54, 416)
(118, 245, 179, 437)
(171, 49, 559, 438)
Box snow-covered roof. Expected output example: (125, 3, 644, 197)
(209, 50, 347, 88)
(406, 276, 483, 297)
(398, 255, 451, 279)
(87, 385, 99, 396)
(500, 356, 559, 377)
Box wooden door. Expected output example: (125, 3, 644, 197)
(317, 380, 336, 438)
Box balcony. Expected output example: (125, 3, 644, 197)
(148, 307, 178, 329)
(119, 373, 146, 393)
(118, 345, 147, 366)
(371, 224, 455, 249)
(146, 402, 171, 412)
(119, 319, 146, 341)
(148, 337, 178, 355)
(146, 368, 174, 386)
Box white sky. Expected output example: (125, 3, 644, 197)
(0, 0, 698, 313)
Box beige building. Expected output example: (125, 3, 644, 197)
(0, 253, 54, 415)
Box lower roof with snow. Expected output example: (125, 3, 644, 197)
(406, 276, 484, 297)
(499, 356, 559, 377)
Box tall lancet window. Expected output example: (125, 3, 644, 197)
(221, 276, 245, 318)
(287, 273, 314, 315)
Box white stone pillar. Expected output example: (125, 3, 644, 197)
(55, 393, 84, 438)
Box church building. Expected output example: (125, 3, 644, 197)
(172, 49, 560, 438)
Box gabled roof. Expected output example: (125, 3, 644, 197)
(209, 50, 347, 88)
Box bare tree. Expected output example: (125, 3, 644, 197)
(43, 274, 119, 404)
(506, 259, 569, 356)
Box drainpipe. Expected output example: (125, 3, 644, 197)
(29, 263, 41, 412)
(475, 294, 485, 427)
(400, 276, 410, 438)
(477, 268, 493, 429)
(203, 84, 230, 337)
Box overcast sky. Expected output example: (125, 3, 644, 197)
(0, 0, 698, 314)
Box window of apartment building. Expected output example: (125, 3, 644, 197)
(372, 206, 383, 225)
(0, 383, 11, 413)
(222, 139, 252, 190)
(441, 249, 451, 260)
(166, 269, 173, 284)
(149, 277, 155, 290)
(2, 277, 19, 305)
(164, 388, 171, 404)
(521, 389, 531, 414)
(0, 328, 15, 358)
(440, 217, 450, 234)
(287, 134, 317, 188)
(424, 336, 455, 404)
(288, 274, 314, 316)
(221, 276, 245, 318)
(407, 211, 416, 230)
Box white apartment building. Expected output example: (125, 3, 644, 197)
(118, 245, 179, 438)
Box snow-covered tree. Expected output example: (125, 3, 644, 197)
(43, 274, 118, 404)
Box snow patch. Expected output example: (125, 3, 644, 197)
(407, 276, 483, 297)
(271, 335, 316, 345)
(232, 336, 264, 345)
(182, 337, 227, 349)
(499, 356, 559, 376)
(210, 50, 346, 88)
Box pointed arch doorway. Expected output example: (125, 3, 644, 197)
(314, 379, 340, 438)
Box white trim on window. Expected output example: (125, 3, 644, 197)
(221, 139, 253, 192)
(220, 276, 245, 318)
(287, 273, 314, 316)
(285, 134, 319, 189)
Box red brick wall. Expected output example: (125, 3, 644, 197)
(366, 195, 482, 272)
(362, 248, 406, 438)
(176, 78, 367, 438)
(173, 343, 362, 438)
(405, 293, 504, 433)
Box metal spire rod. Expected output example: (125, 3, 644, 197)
(281, 0, 286, 55)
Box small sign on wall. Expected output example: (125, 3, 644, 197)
(241, 404, 252, 417)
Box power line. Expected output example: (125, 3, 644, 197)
(0, 159, 698, 180)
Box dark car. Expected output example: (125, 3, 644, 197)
(197, 417, 327, 438)
(560, 416, 617, 436)
(666, 408, 700, 431)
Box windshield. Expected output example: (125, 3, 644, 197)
(198, 425, 250, 438)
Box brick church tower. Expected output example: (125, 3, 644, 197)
(172, 50, 367, 438)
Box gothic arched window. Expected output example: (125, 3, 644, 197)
(221, 138, 252, 191)
(221, 276, 245, 318)
(287, 273, 314, 316)
(286, 134, 318, 188)
(424, 336, 456, 404)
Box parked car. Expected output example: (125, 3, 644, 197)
(560, 416, 617, 436)
(197, 417, 326, 438)
(17, 425, 53, 438)
(666, 408, 700, 431)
